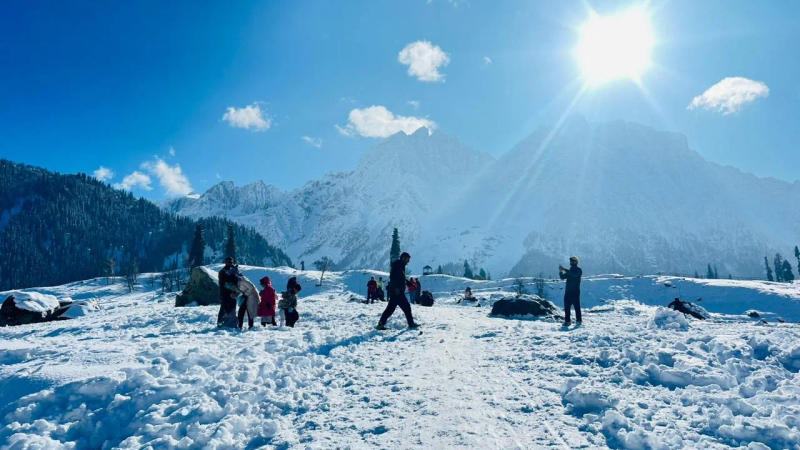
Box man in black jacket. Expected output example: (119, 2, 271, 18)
(376, 252, 418, 330)
(217, 257, 238, 327)
(559, 256, 582, 326)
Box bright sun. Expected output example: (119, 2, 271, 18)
(575, 7, 654, 85)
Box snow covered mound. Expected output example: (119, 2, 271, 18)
(59, 298, 101, 319)
(648, 307, 690, 330)
(3, 290, 59, 313)
(1, 267, 799, 448)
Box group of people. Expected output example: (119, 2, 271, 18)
(366, 275, 423, 304)
(214, 252, 583, 332)
(217, 257, 301, 329)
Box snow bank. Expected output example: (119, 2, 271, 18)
(59, 298, 101, 319)
(648, 307, 689, 330)
(3, 290, 59, 313)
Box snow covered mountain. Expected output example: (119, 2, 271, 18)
(168, 120, 800, 277)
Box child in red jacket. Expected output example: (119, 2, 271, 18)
(258, 276, 277, 326)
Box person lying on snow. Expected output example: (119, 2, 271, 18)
(278, 277, 301, 327)
(258, 276, 277, 326)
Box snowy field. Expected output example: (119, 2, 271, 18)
(1, 267, 800, 449)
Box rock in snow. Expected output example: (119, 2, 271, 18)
(0, 291, 60, 326)
(175, 266, 220, 307)
(489, 294, 560, 319)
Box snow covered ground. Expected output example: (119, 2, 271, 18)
(1, 267, 799, 449)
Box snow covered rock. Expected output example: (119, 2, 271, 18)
(0, 291, 60, 326)
(667, 298, 709, 320)
(648, 307, 689, 331)
(58, 298, 101, 319)
(175, 266, 220, 307)
(489, 295, 559, 319)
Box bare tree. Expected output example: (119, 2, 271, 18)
(513, 278, 528, 297)
(313, 257, 334, 286)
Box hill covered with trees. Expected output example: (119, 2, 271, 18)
(0, 159, 292, 290)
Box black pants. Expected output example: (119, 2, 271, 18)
(564, 291, 582, 323)
(217, 295, 237, 325)
(237, 301, 254, 329)
(379, 291, 415, 327)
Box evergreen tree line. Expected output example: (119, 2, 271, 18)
(763, 247, 798, 283)
(0, 159, 292, 290)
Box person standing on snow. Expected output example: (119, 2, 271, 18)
(278, 277, 301, 327)
(367, 276, 378, 304)
(559, 256, 583, 326)
(258, 276, 277, 326)
(407, 277, 418, 304)
(376, 252, 418, 330)
(217, 257, 239, 327)
(376, 277, 385, 301)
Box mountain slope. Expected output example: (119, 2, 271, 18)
(168, 121, 800, 277)
(0, 160, 292, 290)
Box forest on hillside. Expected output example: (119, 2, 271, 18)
(0, 160, 292, 290)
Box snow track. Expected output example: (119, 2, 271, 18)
(2, 273, 800, 449)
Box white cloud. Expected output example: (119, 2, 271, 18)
(338, 105, 435, 138)
(483, 56, 492, 65)
(222, 103, 272, 131)
(168, 147, 176, 156)
(141, 157, 193, 197)
(92, 166, 114, 182)
(301, 136, 323, 148)
(407, 100, 420, 110)
(398, 41, 450, 82)
(114, 171, 152, 191)
(688, 77, 769, 115)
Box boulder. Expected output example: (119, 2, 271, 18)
(667, 298, 709, 320)
(1, 291, 60, 326)
(417, 291, 434, 307)
(176, 266, 220, 307)
(490, 295, 560, 319)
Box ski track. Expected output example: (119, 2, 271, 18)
(1, 274, 800, 449)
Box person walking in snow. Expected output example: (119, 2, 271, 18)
(278, 277, 301, 327)
(559, 256, 583, 326)
(217, 257, 239, 327)
(367, 276, 378, 304)
(376, 252, 418, 330)
(376, 277, 385, 301)
(258, 276, 277, 326)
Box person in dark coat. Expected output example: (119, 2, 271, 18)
(559, 256, 582, 326)
(367, 277, 378, 303)
(217, 257, 239, 326)
(376, 252, 418, 330)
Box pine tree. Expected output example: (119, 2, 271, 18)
(390, 228, 401, 265)
(774, 254, 784, 282)
(479, 268, 487, 280)
(782, 260, 795, 283)
(463, 260, 474, 279)
(795, 246, 800, 274)
(225, 224, 237, 262)
(713, 265, 719, 279)
(706, 264, 714, 279)
(188, 224, 206, 268)
(436, 265, 443, 274)
(765, 256, 774, 281)
(694, 270, 699, 278)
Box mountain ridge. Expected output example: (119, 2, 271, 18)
(167, 120, 800, 278)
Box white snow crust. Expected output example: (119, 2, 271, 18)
(1, 268, 799, 449)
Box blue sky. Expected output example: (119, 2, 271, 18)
(1, 0, 798, 198)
